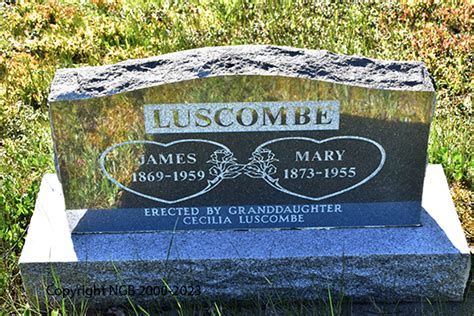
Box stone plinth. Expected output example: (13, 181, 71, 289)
(19, 165, 471, 308)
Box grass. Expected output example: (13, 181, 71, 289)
(0, 0, 472, 314)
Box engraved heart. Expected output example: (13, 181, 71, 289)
(248, 136, 386, 201)
(99, 139, 239, 204)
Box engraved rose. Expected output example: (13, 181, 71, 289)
(208, 149, 245, 179)
(245, 148, 278, 178)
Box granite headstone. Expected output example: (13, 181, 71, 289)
(48, 46, 435, 233)
(19, 46, 470, 308)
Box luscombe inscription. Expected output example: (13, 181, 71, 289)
(144, 101, 339, 134)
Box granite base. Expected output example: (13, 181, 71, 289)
(19, 165, 471, 309)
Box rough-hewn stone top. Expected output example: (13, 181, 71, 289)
(49, 45, 435, 102)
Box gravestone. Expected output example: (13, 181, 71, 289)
(20, 46, 470, 308)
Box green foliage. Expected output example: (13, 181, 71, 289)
(0, 0, 472, 314)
